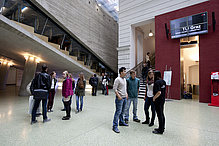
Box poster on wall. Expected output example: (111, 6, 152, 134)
(163, 71, 172, 86)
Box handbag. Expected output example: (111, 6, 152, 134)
(33, 89, 48, 100)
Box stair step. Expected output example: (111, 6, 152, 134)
(60, 50, 69, 55)
(12, 20, 34, 34)
(34, 33, 48, 42)
(48, 42, 60, 50)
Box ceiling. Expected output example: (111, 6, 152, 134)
(0, 15, 95, 79)
(138, 22, 155, 39)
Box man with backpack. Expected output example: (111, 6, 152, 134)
(30, 64, 51, 124)
(92, 74, 99, 96)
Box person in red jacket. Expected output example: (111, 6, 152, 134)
(62, 71, 73, 120)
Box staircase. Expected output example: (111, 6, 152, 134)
(12, 20, 99, 75)
(138, 78, 146, 99)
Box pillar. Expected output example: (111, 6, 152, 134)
(0, 62, 10, 90)
(19, 56, 37, 96)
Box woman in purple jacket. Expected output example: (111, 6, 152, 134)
(62, 71, 73, 120)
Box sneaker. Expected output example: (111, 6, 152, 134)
(142, 120, 149, 124)
(149, 123, 154, 127)
(152, 130, 163, 134)
(119, 123, 129, 126)
(43, 118, 51, 123)
(31, 120, 37, 125)
(62, 117, 70, 120)
(133, 119, 140, 123)
(124, 119, 129, 124)
(112, 128, 120, 133)
(61, 109, 66, 111)
(50, 109, 53, 112)
(75, 110, 79, 114)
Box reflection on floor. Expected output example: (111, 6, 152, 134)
(0, 85, 218, 145)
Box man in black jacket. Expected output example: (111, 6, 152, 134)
(92, 74, 99, 96)
(30, 64, 51, 124)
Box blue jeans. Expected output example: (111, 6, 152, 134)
(144, 97, 156, 123)
(76, 96, 83, 111)
(32, 95, 48, 121)
(124, 98, 138, 120)
(112, 97, 127, 129)
(101, 84, 106, 94)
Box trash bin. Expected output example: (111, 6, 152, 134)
(193, 85, 199, 95)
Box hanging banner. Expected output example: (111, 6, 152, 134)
(163, 71, 172, 86)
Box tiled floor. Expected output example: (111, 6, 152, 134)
(0, 85, 218, 146)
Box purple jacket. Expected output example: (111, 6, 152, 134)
(62, 78, 73, 98)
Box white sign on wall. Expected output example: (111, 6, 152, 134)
(163, 71, 172, 86)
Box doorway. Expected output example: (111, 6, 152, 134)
(180, 35, 199, 100)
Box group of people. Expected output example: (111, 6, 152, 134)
(89, 73, 110, 96)
(29, 64, 86, 124)
(112, 67, 166, 135)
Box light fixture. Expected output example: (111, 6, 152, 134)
(3, 61, 7, 65)
(21, 7, 28, 12)
(36, 58, 40, 63)
(98, 3, 102, 7)
(24, 56, 29, 60)
(8, 62, 13, 66)
(149, 30, 153, 37)
(30, 57, 34, 60)
(0, 7, 5, 13)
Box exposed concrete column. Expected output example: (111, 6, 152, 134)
(19, 57, 37, 96)
(0, 62, 10, 90)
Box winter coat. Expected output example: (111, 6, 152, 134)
(62, 78, 73, 98)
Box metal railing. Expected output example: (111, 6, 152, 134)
(125, 61, 144, 79)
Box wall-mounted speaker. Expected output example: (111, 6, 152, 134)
(165, 23, 169, 39)
(212, 12, 216, 31)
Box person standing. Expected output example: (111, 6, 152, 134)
(124, 70, 140, 124)
(62, 71, 73, 120)
(47, 71, 57, 112)
(142, 70, 156, 127)
(146, 52, 150, 67)
(69, 73, 75, 107)
(152, 70, 166, 134)
(105, 73, 110, 95)
(112, 67, 128, 133)
(30, 64, 51, 124)
(142, 63, 148, 82)
(92, 74, 99, 96)
(101, 73, 106, 94)
(75, 72, 86, 113)
(89, 75, 94, 96)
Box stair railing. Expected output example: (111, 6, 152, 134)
(125, 61, 144, 79)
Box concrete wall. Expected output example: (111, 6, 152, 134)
(31, 0, 118, 72)
(118, 0, 208, 70)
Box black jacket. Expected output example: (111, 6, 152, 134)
(30, 71, 51, 95)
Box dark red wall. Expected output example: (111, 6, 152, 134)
(155, 0, 219, 103)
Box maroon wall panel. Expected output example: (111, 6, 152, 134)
(155, 0, 219, 102)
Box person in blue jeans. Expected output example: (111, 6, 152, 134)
(142, 70, 156, 127)
(124, 70, 140, 124)
(75, 72, 86, 114)
(112, 67, 128, 133)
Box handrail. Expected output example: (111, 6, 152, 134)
(125, 61, 144, 78)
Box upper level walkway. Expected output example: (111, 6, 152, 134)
(0, 85, 218, 145)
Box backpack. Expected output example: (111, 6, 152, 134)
(78, 79, 84, 89)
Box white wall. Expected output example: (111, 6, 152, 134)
(136, 31, 143, 65)
(118, 0, 208, 70)
(6, 67, 16, 85)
